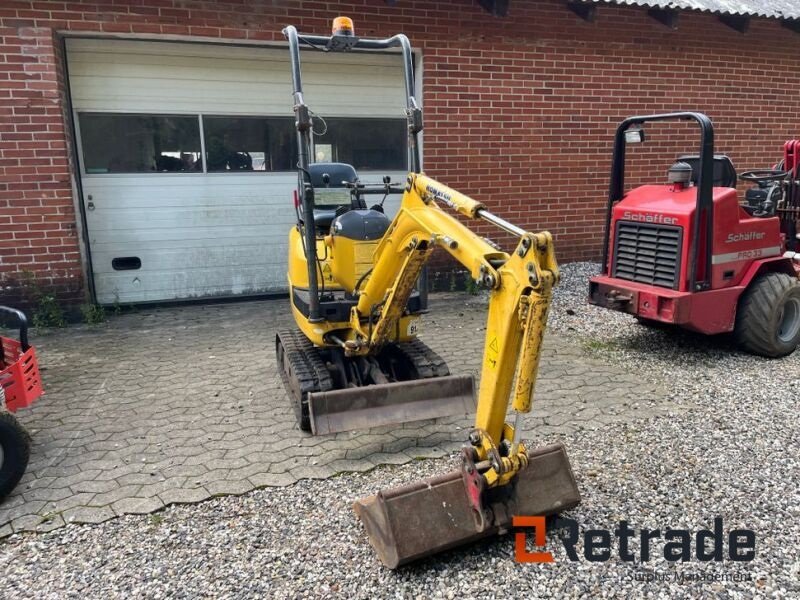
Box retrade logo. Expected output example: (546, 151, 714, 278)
(513, 516, 554, 563)
(514, 517, 755, 563)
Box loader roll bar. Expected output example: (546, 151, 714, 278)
(603, 112, 715, 292)
(283, 24, 422, 321)
(0, 306, 29, 352)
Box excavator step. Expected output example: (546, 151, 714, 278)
(353, 442, 580, 568)
(308, 374, 475, 435)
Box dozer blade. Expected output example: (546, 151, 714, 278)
(308, 375, 475, 436)
(353, 442, 580, 568)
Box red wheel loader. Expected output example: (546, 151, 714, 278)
(589, 112, 800, 357)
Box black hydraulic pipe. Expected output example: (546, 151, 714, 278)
(604, 112, 714, 291)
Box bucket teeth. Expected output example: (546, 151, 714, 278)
(353, 442, 580, 568)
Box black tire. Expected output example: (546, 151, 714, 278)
(735, 272, 800, 358)
(0, 411, 31, 499)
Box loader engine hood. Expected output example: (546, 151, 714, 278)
(608, 184, 781, 292)
(612, 184, 734, 225)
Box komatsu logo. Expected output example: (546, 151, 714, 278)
(425, 184, 456, 210)
(726, 232, 766, 243)
(425, 184, 451, 202)
(621, 211, 678, 225)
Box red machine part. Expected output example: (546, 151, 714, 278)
(785, 140, 798, 175)
(0, 336, 43, 412)
(590, 183, 793, 335)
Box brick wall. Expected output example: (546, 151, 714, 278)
(2, 0, 800, 305)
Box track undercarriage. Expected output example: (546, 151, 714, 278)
(276, 331, 472, 434)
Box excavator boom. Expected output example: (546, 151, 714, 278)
(348, 173, 580, 566)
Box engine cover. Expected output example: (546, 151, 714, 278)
(329, 209, 391, 292)
(332, 209, 391, 241)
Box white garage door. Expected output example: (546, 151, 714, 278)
(66, 38, 410, 304)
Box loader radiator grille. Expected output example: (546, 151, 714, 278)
(612, 221, 682, 289)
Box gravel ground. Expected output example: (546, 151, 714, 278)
(1, 262, 798, 599)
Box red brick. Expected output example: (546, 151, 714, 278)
(1, 0, 799, 306)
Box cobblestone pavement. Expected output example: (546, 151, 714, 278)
(0, 293, 666, 535)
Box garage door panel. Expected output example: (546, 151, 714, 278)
(68, 59, 403, 87)
(79, 175, 297, 208)
(85, 208, 294, 231)
(67, 38, 405, 117)
(81, 169, 404, 303)
(68, 38, 412, 303)
(91, 243, 288, 273)
(94, 264, 288, 304)
(69, 81, 403, 117)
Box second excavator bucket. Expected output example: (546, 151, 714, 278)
(308, 375, 475, 435)
(353, 443, 580, 568)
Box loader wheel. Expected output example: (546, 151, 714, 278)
(0, 411, 31, 499)
(735, 272, 800, 358)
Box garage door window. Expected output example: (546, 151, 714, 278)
(78, 113, 202, 174)
(313, 118, 407, 171)
(203, 116, 296, 172)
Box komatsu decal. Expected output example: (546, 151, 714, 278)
(621, 211, 678, 225)
(725, 232, 766, 243)
(425, 184, 455, 209)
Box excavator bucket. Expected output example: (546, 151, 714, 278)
(308, 375, 475, 435)
(354, 443, 580, 568)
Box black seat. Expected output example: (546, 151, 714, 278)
(676, 154, 737, 188)
(307, 163, 359, 229)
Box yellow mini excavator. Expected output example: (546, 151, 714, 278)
(279, 18, 580, 567)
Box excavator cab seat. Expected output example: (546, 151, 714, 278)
(308, 162, 359, 230)
(676, 154, 737, 188)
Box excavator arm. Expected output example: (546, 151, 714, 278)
(346, 173, 559, 489)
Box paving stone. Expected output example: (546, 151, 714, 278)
(158, 487, 211, 506)
(111, 497, 165, 516)
(34, 514, 66, 533)
(10, 514, 43, 533)
(62, 505, 115, 525)
(69, 479, 120, 494)
(248, 473, 297, 488)
(405, 446, 448, 460)
(2, 293, 667, 534)
(205, 479, 253, 497)
(325, 459, 379, 475)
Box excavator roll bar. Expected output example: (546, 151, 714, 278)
(282, 24, 423, 322)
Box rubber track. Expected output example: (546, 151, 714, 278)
(735, 272, 799, 357)
(392, 338, 451, 379)
(276, 330, 333, 429)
